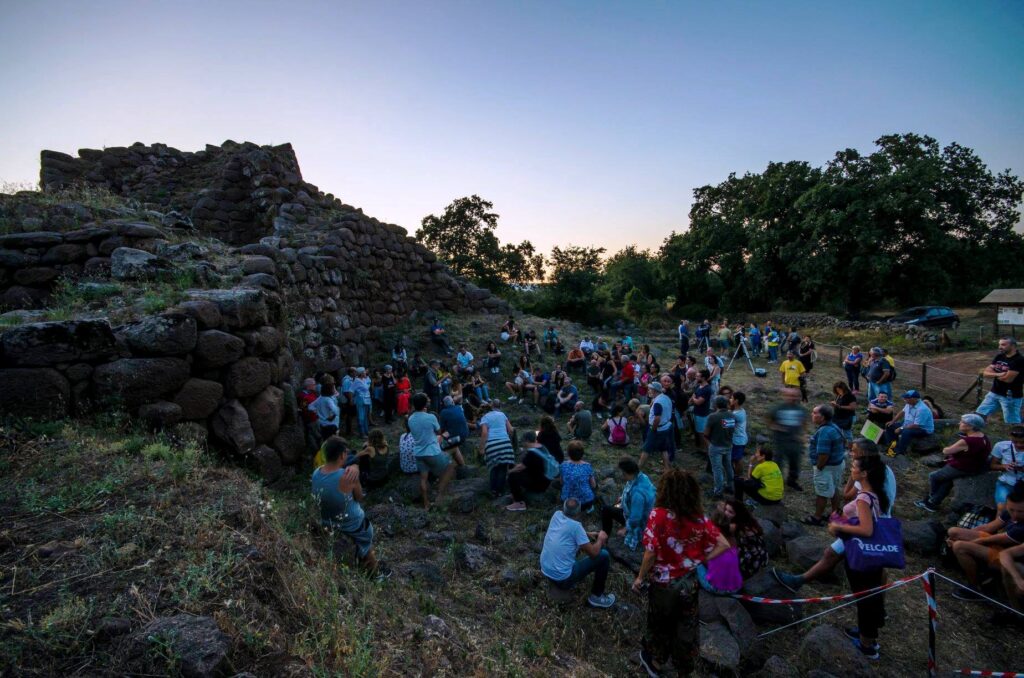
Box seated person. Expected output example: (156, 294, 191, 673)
(543, 326, 559, 351)
(559, 441, 596, 511)
(505, 367, 535, 403)
(485, 341, 502, 374)
(553, 337, 565, 355)
(524, 328, 542, 357)
(734, 444, 784, 505)
(602, 404, 630, 446)
(568, 401, 593, 441)
(600, 457, 656, 550)
(772, 438, 896, 592)
(696, 505, 744, 594)
(867, 392, 894, 428)
(579, 336, 595, 356)
(455, 345, 475, 378)
(501, 316, 520, 343)
(914, 413, 991, 513)
(726, 499, 768, 579)
(429, 318, 453, 355)
(566, 346, 586, 373)
(554, 378, 579, 417)
(946, 482, 1024, 601)
(997, 541, 1024, 623)
(311, 437, 389, 577)
(539, 498, 615, 608)
(391, 343, 409, 372)
(882, 390, 935, 455)
(505, 431, 558, 512)
(355, 428, 392, 488)
(991, 426, 1024, 512)
(471, 372, 492, 405)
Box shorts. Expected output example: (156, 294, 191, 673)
(996, 480, 1015, 506)
(416, 452, 451, 476)
(978, 391, 1023, 425)
(812, 462, 846, 499)
(694, 415, 708, 433)
(731, 443, 746, 462)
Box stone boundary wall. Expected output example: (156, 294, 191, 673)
(0, 289, 300, 482)
(768, 312, 931, 336)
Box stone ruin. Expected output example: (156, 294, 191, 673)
(0, 140, 510, 481)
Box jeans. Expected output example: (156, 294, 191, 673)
(709, 445, 733, 495)
(868, 381, 893, 401)
(644, 575, 699, 674)
(609, 380, 634, 403)
(356, 402, 370, 435)
(977, 391, 1023, 424)
(844, 364, 861, 391)
(475, 385, 491, 402)
(768, 346, 778, 362)
(550, 548, 610, 595)
(927, 464, 977, 505)
(893, 426, 930, 454)
(679, 336, 690, 355)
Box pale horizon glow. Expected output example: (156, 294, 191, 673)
(1, 1, 1022, 255)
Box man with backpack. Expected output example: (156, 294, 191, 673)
(802, 404, 847, 526)
(505, 430, 560, 512)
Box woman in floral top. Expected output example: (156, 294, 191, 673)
(559, 441, 596, 511)
(633, 470, 729, 677)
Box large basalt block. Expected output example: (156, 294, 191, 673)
(173, 378, 224, 420)
(187, 289, 268, 329)
(0, 367, 70, 416)
(226, 357, 272, 398)
(92, 358, 190, 403)
(211, 399, 256, 454)
(245, 385, 284, 444)
(1, 320, 117, 366)
(115, 314, 197, 356)
(194, 330, 245, 367)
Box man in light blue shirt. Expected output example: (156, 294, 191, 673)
(408, 392, 455, 510)
(539, 498, 615, 608)
(455, 345, 475, 378)
(890, 389, 934, 454)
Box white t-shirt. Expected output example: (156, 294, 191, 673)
(540, 511, 589, 581)
(480, 410, 511, 443)
(992, 440, 1024, 486)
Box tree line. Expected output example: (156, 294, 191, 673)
(415, 134, 1024, 324)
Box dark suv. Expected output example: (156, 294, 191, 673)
(887, 306, 960, 328)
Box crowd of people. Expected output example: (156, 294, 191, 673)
(305, 315, 1024, 674)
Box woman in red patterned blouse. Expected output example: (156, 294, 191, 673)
(632, 469, 729, 677)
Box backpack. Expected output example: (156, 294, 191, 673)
(532, 447, 560, 480)
(609, 417, 628, 446)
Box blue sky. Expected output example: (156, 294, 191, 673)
(1, 0, 1021, 253)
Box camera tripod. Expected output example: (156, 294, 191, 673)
(695, 334, 710, 354)
(726, 336, 756, 375)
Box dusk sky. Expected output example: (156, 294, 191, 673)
(1, 1, 1022, 254)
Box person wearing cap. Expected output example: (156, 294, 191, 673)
(865, 348, 893, 401)
(991, 426, 1024, 511)
(915, 413, 991, 512)
(978, 337, 1024, 425)
(352, 367, 372, 437)
(639, 381, 676, 471)
(885, 390, 934, 455)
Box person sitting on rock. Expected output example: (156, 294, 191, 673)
(696, 504, 745, 594)
(555, 378, 579, 417)
(455, 344, 475, 379)
(602, 404, 630, 447)
(559, 441, 596, 512)
(501, 316, 519, 344)
(734, 444, 784, 505)
(992, 426, 1024, 512)
(538, 414, 563, 462)
(543, 326, 559, 352)
(429, 317, 453, 355)
(724, 499, 768, 579)
(312, 436, 390, 578)
(914, 413, 990, 513)
(946, 482, 1024, 602)
(470, 371, 491, 405)
(772, 438, 896, 593)
(505, 365, 534, 404)
(553, 337, 565, 355)
(524, 328, 542, 358)
(568, 401, 593, 441)
(566, 345, 586, 373)
(540, 498, 616, 608)
(408, 392, 457, 510)
(423, 359, 442, 412)
(881, 390, 934, 455)
(505, 431, 559, 512)
(485, 341, 502, 374)
(355, 428, 391, 489)
(579, 336, 595, 357)
(601, 457, 656, 551)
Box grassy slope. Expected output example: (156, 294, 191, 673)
(0, 311, 1017, 676)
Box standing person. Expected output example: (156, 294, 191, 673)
(844, 345, 865, 393)
(865, 347, 894, 401)
(705, 348, 723, 396)
(826, 455, 893, 659)
(640, 381, 676, 471)
(787, 327, 801, 355)
(730, 391, 749, 480)
(689, 369, 714, 453)
(802, 404, 847, 527)
(678, 319, 690, 356)
(391, 342, 409, 373)
(297, 378, 322, 455)
(914, 413, 991, 513)
(479, 401, 516, 496)
(798, 336, 816, 399)
(765, 327, 780, 364)
(438, 396, 469, 467)
(505, 431, 558, 512)
(424, 359, 442, 413)
(381, 365, 398, 424)
(310, 380, 341, 441)
(601, 457, 656, 551)
(991, 426, 1024, 512)
(395, 369, 413, 416)
(978, 337, 1024, 424)
(340, 367, 356, 436)
(408, 393, 456, 510)
(311, 437, 388, 577)
(633, 470, 730, 677)
(749, 323, 762, 358)
(769, 388, 807, 491)
(705, 396, 738, 499)
(353, 367, 372, 437)
(717, 322, 732, 352)
(540, 498, 616, 608)
(831, 382, 858, 445)
(779, 350, 807, 403)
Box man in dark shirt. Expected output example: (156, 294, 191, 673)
(866, 347, 894, 401)
(689, 369, 714, 453)
(769, 387, 807, 491)
(438, 395, 469, 466)
(978, 337, 1024, 425)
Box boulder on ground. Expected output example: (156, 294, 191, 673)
(272, 424, 305, 464)
(0, 319, 116, 366)
(137, 401, 183, 430)
(245, 385, 284, 444)
(797, 625, 874, 678)
(110, 247, 172, 281)
(759, 518, 782, 557)
(92, 358, 190, 404)
(951, 472, 998, 512)
(786, 533, 833, 571)
(0, 367, 70, 416)
(173, 378, 223, 420)
(210, 400, 256, 455)
(700, 621, 740, 673)
(252, 444, 283, 483)
(902, 519, 943, 555)
(128, 614, 229, 678)
(739, 570, 800, 624)
(226, 357, 273, 398)
(752, 655, 799, 678)
(194, 330, 245, 367)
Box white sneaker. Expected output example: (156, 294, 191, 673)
(508, 396, 517, 401)
(587, 593, 616, 608)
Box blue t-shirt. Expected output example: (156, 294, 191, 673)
(480, 410, 510, 442)
(408, 411, 442, 457)
(456, 351, 474, 368)
(732, 408, 748, 446)
(693, 385, 714, 417)
(559, 461, 595, 503)
(309, 395, 340, 427)
(678, 324, 689, 338)
(809, 423, 846, 466)
(439, 405, 469, 440)
(352, 377, 371, 404)
(540, 511, 590, 581)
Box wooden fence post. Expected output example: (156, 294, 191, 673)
(975, 375, 984, 408)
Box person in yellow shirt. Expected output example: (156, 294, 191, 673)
(735, 445, 783, 504)
(779, 350, 806, 388)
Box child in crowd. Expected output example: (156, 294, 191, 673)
(696, 505, 744, 593)
(559, 441, 597, 511)
(356, 428, 391, 488)
(735, 444, 784, 505)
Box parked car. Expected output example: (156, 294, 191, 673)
(886, 306, 960, 328)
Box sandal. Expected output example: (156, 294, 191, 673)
(801, 515, 827, 527)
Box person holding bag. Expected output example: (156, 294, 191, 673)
(826, 455, 898, 660)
